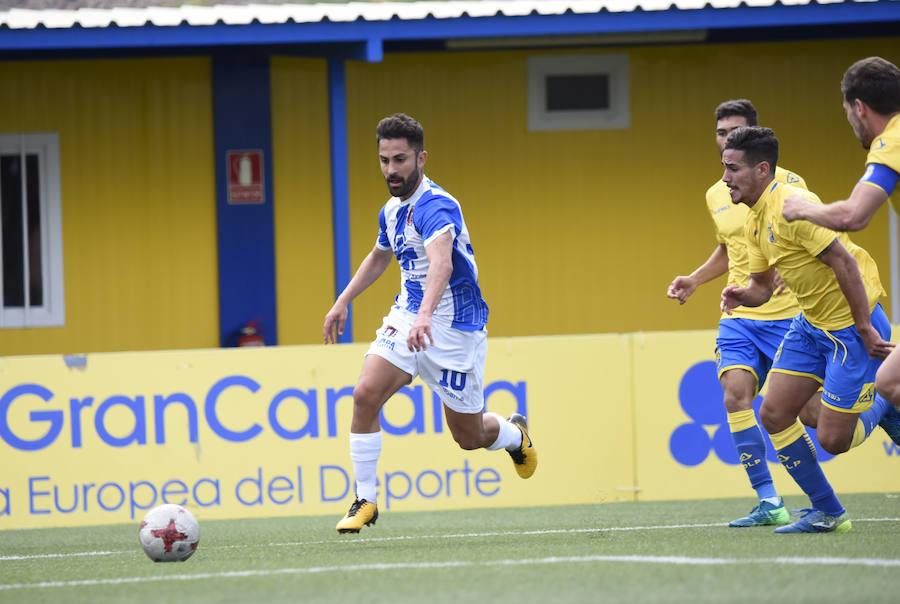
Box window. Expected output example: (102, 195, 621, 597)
(545, 74, 610, 111)
(0, 133, 64, 328)
(528, 54, 630, 131)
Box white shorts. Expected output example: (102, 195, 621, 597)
(366, 306, 487, 414)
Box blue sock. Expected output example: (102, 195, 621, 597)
(858, 393, 892, 438)
(771, 420, 844, 516)
(731, 424, 777, 501)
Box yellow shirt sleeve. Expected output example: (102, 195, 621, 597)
(866, 114, 900, 174)
(790, 216, 838, 259)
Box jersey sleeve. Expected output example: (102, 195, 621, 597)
(375, 206, 391, 250)
(859, 162, 900, 196)
(415, 196, 462, 246)
(867, 131, 900, 175)
(792, 213, 839, 258)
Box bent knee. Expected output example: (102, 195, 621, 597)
(353, 382, 382, 406)
(722, 391, 754, 413)
(818, 434, 850, 456)
(758, 405, 784, 433)
(816, 427, 851, 455)
(876, 370, 900, 405)
(351, 385, 387, 423)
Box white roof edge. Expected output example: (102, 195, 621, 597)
(0, 0, 872, 31)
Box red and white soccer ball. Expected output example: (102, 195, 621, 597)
(138, 504, 200, 562)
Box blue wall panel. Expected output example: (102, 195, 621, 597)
(212, 51, 277, 346)
(328, 58, 353, 343)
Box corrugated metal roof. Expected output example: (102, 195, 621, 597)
(0, 0, 874, 30)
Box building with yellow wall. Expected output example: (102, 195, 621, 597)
(0, 2, 897, 355)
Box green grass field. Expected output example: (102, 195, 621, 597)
(2, 493, 899, 603)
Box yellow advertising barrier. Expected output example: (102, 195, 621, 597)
(633, 330, 900, 500)
(1, 331, 897, 529)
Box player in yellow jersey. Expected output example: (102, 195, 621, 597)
(781, 57, 900, 438)
(783, 57, 900, 231)
(668, 100, 808, 528)
(720, 126, 895, 533)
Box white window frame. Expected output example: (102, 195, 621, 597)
(0, 132, 65, 328)
(527, 54, 630, 131)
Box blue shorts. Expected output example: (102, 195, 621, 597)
(771, 304, 891, 413)
(715, 317, 794, 392)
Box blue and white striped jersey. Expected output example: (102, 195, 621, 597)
(375, 176, 489, 331)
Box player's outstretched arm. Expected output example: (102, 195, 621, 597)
(783, 183, 887, 232)
(667, 244, 728, 305)
(720, 268, 775, 315)
(408, 231, 453, 352)
(817, 238, 895, 360)
(323, 246, 393, 344)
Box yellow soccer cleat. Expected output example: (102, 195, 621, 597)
(336, 498, 378, 534)
(507, 413, 537, 479)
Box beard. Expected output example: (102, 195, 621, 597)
(386, 166, 420, 199)
(860, 132, 873, 151)
(849, 115, 873, 150)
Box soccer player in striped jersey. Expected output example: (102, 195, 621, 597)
(781, 56, 900, 440)
(721, 126, 895, 533)
(323, 114, 536, 534)
(668, 100, 807, 528)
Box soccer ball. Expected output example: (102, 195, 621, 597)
(138, 504, 200, 562)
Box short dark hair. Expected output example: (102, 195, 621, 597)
(376, 113, 424, 153)
(715, 99, 758, 126)
(724, 126, 779, 173)
(841, 57, 900, 116)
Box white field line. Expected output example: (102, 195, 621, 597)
(2, 517, 899, 562)
(2, 554, 900, 591)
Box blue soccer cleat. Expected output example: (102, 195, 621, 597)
(729, 497, 790, 527)
(774, 508, 851, 534)
(878, 403, 900, 446)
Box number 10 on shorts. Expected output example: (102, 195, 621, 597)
(439, 369, 467, 391)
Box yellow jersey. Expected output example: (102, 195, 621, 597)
(707, 166, 804, 321)
(745, 181, 885, 331)
(864, 113, 900, 213)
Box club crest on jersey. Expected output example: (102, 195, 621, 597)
(382, 326, 398, 337)
(407, 205, 415, 225)
(767, 223, 774, 243)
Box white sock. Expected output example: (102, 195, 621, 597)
(483, 412, 522, 451)
(761, 496, 780, 507)
(350, 431, 382, 503)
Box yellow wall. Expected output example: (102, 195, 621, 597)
(339, 38, 900, 342)
(0, 58, 218, 355)
(269, 57, 336, 346)
(3, 40, 898, 353)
